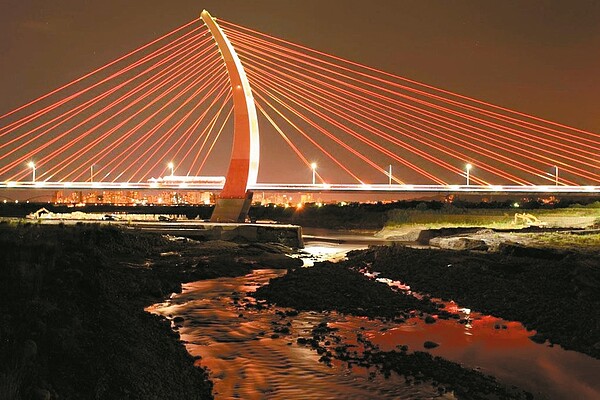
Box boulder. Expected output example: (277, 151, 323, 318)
(430, 237, 489, 251)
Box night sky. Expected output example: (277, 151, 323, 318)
(1, 1, 599, 189)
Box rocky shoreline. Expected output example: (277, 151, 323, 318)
(345, 243, 600, 359)
(251, 262, 532, 399)
(2, 220, 598, 399)
(249, 230, 599, 398)
(0, 222, 300, 399)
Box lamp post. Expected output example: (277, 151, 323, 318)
(90, 165, 94, 183)
(28, 161, 36, 183)
(465, 163, 472, 186)
(554, 165, 559, 186)
(388, 164, 392, 185)
(311, 162, 317, 185)
(168, 162, 174, 177)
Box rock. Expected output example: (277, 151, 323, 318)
(430, 237, 489, 251)
(32, 388, 51, 400)
(274, 326, 290, 334)
(417, 227, 482, 244)
(423, 341, 439, 349)
(21, 339, 38, 363)
(499, 242, 569, 260)
(248, 242, 293, 254)
(529, 333, 546, 344)
(377, 228, 422, 242)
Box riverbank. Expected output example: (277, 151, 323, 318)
(3, 219, 598, 399)
(0, 222, 300, 399)
(343, 243, 600, 358)
(250, 233, 599, 398)
(252, 262, 532, 399)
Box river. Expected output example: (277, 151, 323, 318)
(148, 229, 600, 399)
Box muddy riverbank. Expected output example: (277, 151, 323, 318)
(252, 262, 532, 399)
(3, 221, 599, 399)
(245, 238, 600, 398)
(0, 222, 300, 399)
(343, 244, 600, 359)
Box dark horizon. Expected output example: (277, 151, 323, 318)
(1, 1, 598, 131)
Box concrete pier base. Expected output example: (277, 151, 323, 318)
(139, 222, 304, 248)
(210, 193, 253, 223)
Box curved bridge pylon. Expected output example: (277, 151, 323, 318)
(201, 10, 260, 222)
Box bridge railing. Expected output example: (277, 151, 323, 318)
(1, 181, 599, 194)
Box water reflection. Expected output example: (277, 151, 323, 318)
(148, 269, 439, 399)
(148, 237, 600, 399)
(353, 270, 600, 399)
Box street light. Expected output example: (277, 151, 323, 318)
(388, 164, 392, 185)
(28, 161, 36, 182)
(554, 165, 559, 186)
(168, 162, 174, 177)
(311, 162, 317, 185)
(90, 164, 94, 183)
(465, 163, 472, 186)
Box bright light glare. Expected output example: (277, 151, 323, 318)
(466, 163, 472, 170)
(28, 161, 35, 168)
(311, 162, 317, 170)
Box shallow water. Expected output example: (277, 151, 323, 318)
(148, 237, 600, 399)
(148, 269, 442, 399)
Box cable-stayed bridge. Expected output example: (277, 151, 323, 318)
(1, 11, 599, 210)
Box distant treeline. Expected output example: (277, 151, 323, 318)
(1, 198, 598, 229)
(0, 203, 215, 219)
(249, 199, 600, 229)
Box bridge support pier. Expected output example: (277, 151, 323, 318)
(201, 10, 259, 223)
(210, 192, 253, 223)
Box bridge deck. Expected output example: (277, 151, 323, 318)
(1, 181, 599, 195)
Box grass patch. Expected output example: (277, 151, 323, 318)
(522, 232, 600, 250)
(385, 207, 600, 229)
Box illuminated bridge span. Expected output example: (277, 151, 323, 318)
(1, 181, 598, 196)
(1, 10, 599, 213)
